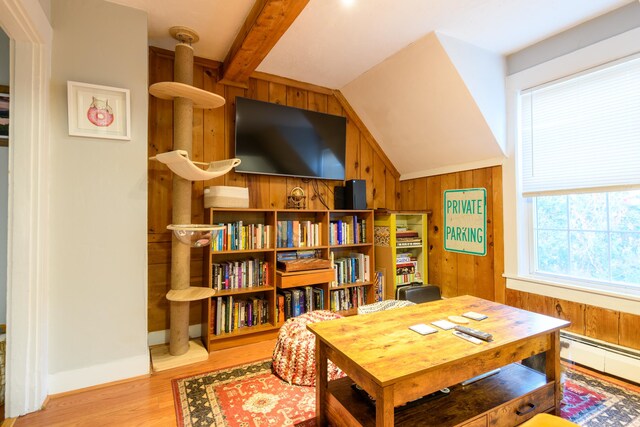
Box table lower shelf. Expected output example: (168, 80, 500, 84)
(326, 363, 554, 427)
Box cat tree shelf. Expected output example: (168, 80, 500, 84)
(167, 223, 224, 247)
(149, 340, 209, 372)
(149, 81, 225, 109)
(151, 150, 241, 181)
(166, 287, 217, 302)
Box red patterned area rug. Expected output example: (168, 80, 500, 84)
(172, 359, 315, 427)
(172, 360, 640, 427)
(562, 364, 640, 426)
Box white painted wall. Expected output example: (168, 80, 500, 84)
(436, 32, 507, 154)
(1, 0, 53, 414)
(47, 0, 148, 393)
(0, 29, 9, 84)
(341, 32, 505, 181)
(0, 28, 8, 326)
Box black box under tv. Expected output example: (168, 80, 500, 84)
(344, 179, 366, 210)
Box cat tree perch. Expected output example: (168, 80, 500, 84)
(150, 150, 240, 181)
(149, 26, 238, 371)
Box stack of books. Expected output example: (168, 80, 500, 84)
(396, 228, 422, 247)
(212, 221, 272, 251)
(211, 259, 269, 290)
(396, 252, 418, 284)
(329, 216, 367, 245)
(276, 220, 322, 248)
(331, 252, 370, 286)
(211, 296, 269, 335)
(330, 286, 367, 312)
(276, 286, 325, 322)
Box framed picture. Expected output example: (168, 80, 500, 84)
(67, 81, 131, 140)
(0, 85, 9, 146)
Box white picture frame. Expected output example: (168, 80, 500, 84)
(67, 81, 131, 140)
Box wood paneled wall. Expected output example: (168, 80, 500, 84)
(400, 166, 640, 350)
(399, 166, 505, 303)
(506, 289, 640, 350)
(148, 47, 400, 332)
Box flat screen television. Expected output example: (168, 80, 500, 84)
(234, 97, 346, 180)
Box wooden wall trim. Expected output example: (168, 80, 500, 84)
(333, 90, 400, 179)
(507, 289, 640, 350)
(222, 0, 310, 84)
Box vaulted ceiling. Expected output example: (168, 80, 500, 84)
(108, 0, 636, 179)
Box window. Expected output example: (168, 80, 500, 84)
(533, 190, 640, 290)
(519, 54, 640, 293)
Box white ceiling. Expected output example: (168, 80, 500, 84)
(107, 0, 633, 89)
(106, 0, 255, 61)
(106, 0, 636, 179)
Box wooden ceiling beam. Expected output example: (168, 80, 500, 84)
(222, 0, 309, 85)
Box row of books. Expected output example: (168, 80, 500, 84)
(331, 253, 371, 286)
(211, 259, 270, 290)
(276, 220, 322, 248)
(330, 286, 368, 312)
(211, 222, 272, 251)
(211, 296, 269, 335)
(396, 268, 419, 284)
(396, 252, 419, 285)
(277, 287, 325, 322)
(328, 216, 367, 246)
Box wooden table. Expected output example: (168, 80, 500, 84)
(307, 295, 570, 427)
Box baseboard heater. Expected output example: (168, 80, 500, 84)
(560, 330, 640, 384)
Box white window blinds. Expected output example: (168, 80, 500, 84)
(520, 54, 640, 197)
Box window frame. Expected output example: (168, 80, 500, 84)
(503, 27, 640, 314)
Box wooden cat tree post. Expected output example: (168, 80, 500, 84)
(170, 26, 197, 358)
(149, 27, 233, 371)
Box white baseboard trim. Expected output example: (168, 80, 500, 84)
(561, 331, 640, 384)
(48, 353, 150, 394)
(147, 324, 203, 347)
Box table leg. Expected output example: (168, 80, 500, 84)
(375, 386, 394, 427)
(545, 330, 562, 415)
(316, 336, 328, 427)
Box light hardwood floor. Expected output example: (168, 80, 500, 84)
(7, 339, 639, 426)
(11, 339, 276, 427)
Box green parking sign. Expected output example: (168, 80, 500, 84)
(443, 188, 487, 256)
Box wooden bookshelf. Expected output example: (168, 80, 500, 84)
(374, 211, 429, 300)
(202, 208, 376, 352)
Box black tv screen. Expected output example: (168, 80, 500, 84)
(234, 97, 346, 180)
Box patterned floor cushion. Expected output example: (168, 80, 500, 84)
(357, 299, 416, 315)
(272, 310, 345, 386)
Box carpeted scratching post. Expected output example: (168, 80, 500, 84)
(148, 26, 227, 371)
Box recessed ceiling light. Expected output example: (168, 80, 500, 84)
(341, 0, 356, 7)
